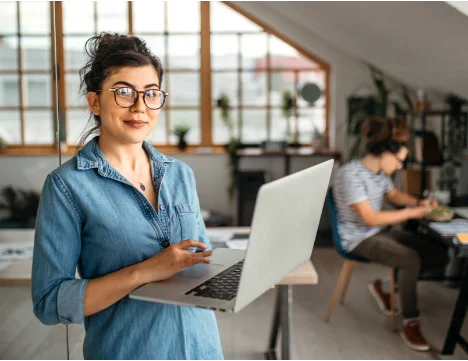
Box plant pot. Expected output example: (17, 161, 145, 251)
(177, 139, 188, 151)
(311, 137, 325, 149)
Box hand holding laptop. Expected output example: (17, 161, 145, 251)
(136, 240, 213, 284)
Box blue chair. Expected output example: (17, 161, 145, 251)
(325, 188, 397, 331)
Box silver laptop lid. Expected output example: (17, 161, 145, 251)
(233, 159, 334, 313)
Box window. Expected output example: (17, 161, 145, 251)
(210, 2, 328, 145)
(0, 1, 329, 153)
(0, 1, 54, 145)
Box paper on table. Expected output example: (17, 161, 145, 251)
(225, 239, 249, 250)
(0, 261, 11, 273)
(0, 243, 34, 261)
(206, 229, 234, 243)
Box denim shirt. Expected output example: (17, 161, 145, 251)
(31, 137, 223, 360)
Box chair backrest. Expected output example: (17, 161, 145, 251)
(326, 187, 368, 262)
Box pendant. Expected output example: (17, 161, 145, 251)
(139, 183, 146, 192)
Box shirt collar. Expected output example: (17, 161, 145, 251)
(76, 136, 175, 171)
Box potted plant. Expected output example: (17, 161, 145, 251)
(217, 92, 241, 199)
(0, 136, 7, 151)
(172, 124, 191, 151)
(311, 127, 325, 149)
(282, 89, 295, 144)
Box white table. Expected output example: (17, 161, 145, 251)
(0, 228, 318, 360)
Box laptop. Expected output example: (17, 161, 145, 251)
(130, 159, 334, 313)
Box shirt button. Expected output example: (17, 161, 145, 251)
(162, 240, 170, 248)
(159, 205, 165, 211)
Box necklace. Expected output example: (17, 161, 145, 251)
(139, 183, 146, 192)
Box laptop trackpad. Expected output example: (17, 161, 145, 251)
(177, 263, 223, 279)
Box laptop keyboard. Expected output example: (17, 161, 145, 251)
(185, 260, 244, 301)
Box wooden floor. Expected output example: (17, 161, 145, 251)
(1, 248, 467, 360)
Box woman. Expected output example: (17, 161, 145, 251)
(31, 33, 223, 359)
(333, 117, 448, 352)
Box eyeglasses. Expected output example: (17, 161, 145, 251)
(97, 87, 168, 110)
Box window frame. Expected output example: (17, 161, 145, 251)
(0, 1, 330, 156)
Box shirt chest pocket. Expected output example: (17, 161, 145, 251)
(173, 203, 199, 243)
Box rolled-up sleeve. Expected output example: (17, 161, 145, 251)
(32, 172, 88, 325)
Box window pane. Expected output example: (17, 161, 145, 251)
(297, 107, 326, 144)
(270, 109, 290, 142)
(241, 72, 267, 106)
(63, 1, 95, 34)
(146, 111, 167, 144)
(167, 2, 199, 33)
(66, 109, 90, 145)
(168, 73, 200, 106)
(19, 2, 50, 34)
(0, 75, 20, 107)
(133, 2, 164, 33)
(168, 35, 200, 69)
(270, 36, 319, 69)
(141, 36, 166, 69)
(0, 111, 21, 144)
(21, 37, 51, 71)
(211, 2, 261, 32)
(169, 110, 200, 145)
(211, 34, 238, 70)
(0, 37, 19, 70)
(241, 33, 267, 70)
(0, 2, 18, 34)
(97, 1, 128, 33)
(23, 74, 51, 107)
(297, 71, 326, 107)
(270, 71, 295, 107)
(65, 36, 93, 71)
(212, 108, 239, 144)
(241, 109, 267, 143)
(212, 72, 238, 106)
(24, 110, 54, 144)
(66, 73, 87, 107)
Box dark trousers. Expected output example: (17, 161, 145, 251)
(350, 227, 448, 319)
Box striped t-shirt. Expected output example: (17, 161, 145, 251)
(332, 160, 394, 252)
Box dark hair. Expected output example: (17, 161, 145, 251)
(76, 32, 164, 148)
(363, 117, 409, 156)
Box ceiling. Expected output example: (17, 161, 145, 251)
(233, 1, 468, 99)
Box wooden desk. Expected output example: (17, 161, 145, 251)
(0, 227, 318, 360)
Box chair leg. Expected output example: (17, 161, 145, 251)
(339, 261, 355, 304)
(390, 268, 397, 332)
(325, 260, 355, 322)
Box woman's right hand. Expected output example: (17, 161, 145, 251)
(136, 240, 213, 284)
(408, 205, 433, 219)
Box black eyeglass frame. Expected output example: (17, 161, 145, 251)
(96, 87, 169, 110)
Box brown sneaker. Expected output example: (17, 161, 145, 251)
(368, 280, 399, 316)
(400, 320, 430, 351)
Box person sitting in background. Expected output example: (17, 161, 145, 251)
(333, 116, 448, 352)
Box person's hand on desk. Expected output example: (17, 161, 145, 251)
(136, 240, 213, 283)
(419, 198, 439, 208)
(408, 205, 434, 219)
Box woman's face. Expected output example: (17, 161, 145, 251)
(87, 65, 162, 145)
(380, 146, 408, 176)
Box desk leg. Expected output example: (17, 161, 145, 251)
(281, 285, 292, 360)
(265, 288, 282, 360)
(265, 285, 293, 360)
(442, 271, 468, 355)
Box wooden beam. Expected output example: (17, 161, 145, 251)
(200, 1, 212, 146)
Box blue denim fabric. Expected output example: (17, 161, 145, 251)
(31, 137, 223, 360)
